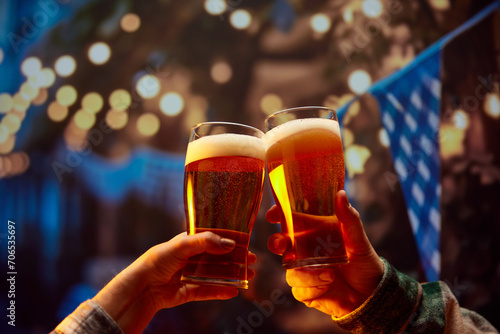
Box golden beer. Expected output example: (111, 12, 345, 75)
(265, 108, 348, 269)
(181, 124, 265, 289)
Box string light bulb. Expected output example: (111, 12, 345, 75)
(54, 55, 77, 77)
(88, 42, 111, 65)
(348, 70, 372, 95)
(230, 9, 252, 30)
(159, 92, 184, 116)
(310, 13, 331, 34)
(204, 0, 226, 15)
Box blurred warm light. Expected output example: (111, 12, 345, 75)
(484, 93, 500, 119)
(260, 93, 283, 115)
(185, 96, 208, 131)
(0, 48, 4, 65)
(32, 88, 48, 106)
(11, 109, 26, 122)
(342, 128, 354, 147)
(0, 93, 13, 113)
(378, 128, 390, 148)
(230, 9, 252, 30)
(88, 42, 111, 65)
(56, 85, 78, 107)
(0, 124, 8, 144)
(160, 92, 184, 116)
(35, 68, 56, 88)
(310, 13, 331, 34)
(105, 109, 128, 130)
(440, 124, 464, 159)
(109, 89, 132, 111)
(429, 0, 450, 11)
(82, 92, 104, 113)
(345, 144, 371, 177)
(348, 70, 372, 95)
(20, 82, 39, 101)
(21, 57, 42, 77)
(12, 93, 30, 111)
(7, 152, 30, 176)
(54, 55, 77, 77)
(120, 13, 141, 33)
(204, 0, 226, 15)
(136, 74, 161, 99)
(343, 8, 353, 23)
(2, 114, 22, 134)
(0, 134, 15, 154)
(210, 61, 232, 84)
(137, 113, 160, 136)
(74, 109, 96, 130)
(64, 123, 88, 151)
(47, 101, 69, 122)
(362, 0, 383, 18)
(452, 109, 469, 130)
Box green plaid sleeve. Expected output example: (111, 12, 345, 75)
(332, 258, 498, 333)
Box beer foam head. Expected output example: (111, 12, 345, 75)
(185, 133, 265, 165)
(265, 118, 341, 149)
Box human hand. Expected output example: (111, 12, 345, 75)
(267, 190, 384, 318)
(93, 231, 256, 333)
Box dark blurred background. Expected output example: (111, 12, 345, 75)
(0, 0, 499, 333)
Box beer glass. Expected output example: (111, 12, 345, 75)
(180, 122, 265, 289)
(265, 106, 348, 269)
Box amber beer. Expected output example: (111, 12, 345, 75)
(265, 107, 348, 269)
(180, 123, 265, 289)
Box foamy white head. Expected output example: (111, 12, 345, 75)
(265, 118, 341, 149)
(185, 133, 265, 165)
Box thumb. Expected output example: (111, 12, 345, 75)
(334, 190, 373, 257)
(173, 232, 236, 260)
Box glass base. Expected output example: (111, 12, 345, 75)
(180, 275, 248, 289)
(282, 255, 349, 269)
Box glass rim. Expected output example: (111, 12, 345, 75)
(264, 106, 338, 130)
(191, 121, 264, 136)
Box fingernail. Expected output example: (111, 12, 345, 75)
(221, 238, 236, 249)
(319, 270, 334, 282)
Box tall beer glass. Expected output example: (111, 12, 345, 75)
(180, 122, 265, 289)
(265, 107, 348, 269)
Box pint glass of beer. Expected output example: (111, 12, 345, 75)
(180, 122, 265, 289)
(265, 107, 348, 269)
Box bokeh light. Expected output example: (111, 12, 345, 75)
(348, 70, 372, 95)
(20, 82, 39, 101)
(2, 114, 22, 134)
(120, 13, 141, 33)
(0, 93, 13, 113)
(210, 61, 232, 84)
(12, 93, 30, 111)
(88, 42, 111, 65)
(105, 109, 128, 130)
(136, 74, 161, 99)
(0, 124, 9, 143)
(378, 128, 390, 147)
(47, 101, 69, 122)
(260, 93, 283, 115)
(74, 110, 96, 130)
(310, 13, 331, 34)
(342, 128, 354, 147)
(109, 89, 132, 111)
(230, 9, 252, 30)
(35, 68, 56, 88)
(56, 85, 78, 106)
(440, 124, 465, 159)
(343, 8, 354, 23)
(204, 0, 226, 15)
(82, 92, 104, 113)
(32, 88, 49, 106)
(0, 134, 15, 154)
(159, 92, 184, 116)
(54, 55, 77, 77)
(137, 112, 160, 136)
(429, 0, 451, 11)
(21, 57, 42, 77)
(345, 144, 371, 176)
(452, 109, 469, 129)
(484, 93, 500, 119)
(362, 0, 383, 18)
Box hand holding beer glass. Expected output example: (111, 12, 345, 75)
(265, 107, 348, 269)
(180, 122, 265, 289)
